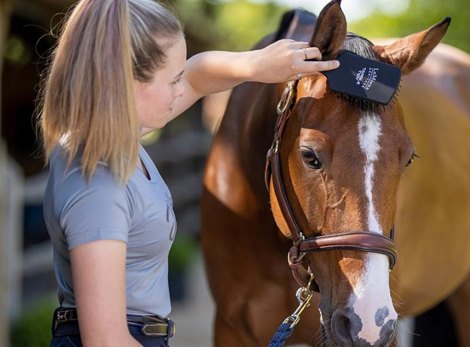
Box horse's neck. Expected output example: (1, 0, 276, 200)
(219, 82, 277, 151)
(216, 81, 278, 189)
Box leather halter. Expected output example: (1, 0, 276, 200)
(265, 81, 398, 292)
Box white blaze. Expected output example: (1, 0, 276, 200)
(358, 112, 382, 234)
(351, 112, 397, 343)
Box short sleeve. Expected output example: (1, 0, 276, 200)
(58, 166, 131, 250)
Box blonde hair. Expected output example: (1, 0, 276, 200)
(39, 0, 182, 183)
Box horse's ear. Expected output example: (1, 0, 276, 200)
(373, 17, 451, 75)
(309, 0, 347, 60)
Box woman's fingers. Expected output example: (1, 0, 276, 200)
(298, 59, 340, 73)
(289, 60, 340, 80)
(287, 40, 314, 49)
(302, 47, 322, 61)
(254, 39, 340, 83)
(285, 41, 322, 60)
(286, 41, 336, 73)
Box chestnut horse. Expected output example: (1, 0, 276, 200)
(201, 1, 470, 346)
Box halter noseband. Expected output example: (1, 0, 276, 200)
(265, 81, 398, 292)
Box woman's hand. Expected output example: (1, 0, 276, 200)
(176, 39, 340, 119)
(248, 39, 339, 83)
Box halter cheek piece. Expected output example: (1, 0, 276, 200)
(265, 81, 398, 292)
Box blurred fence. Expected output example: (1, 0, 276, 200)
(0, 145, 23, 347)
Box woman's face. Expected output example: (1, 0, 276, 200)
(134, 34, 187, 130)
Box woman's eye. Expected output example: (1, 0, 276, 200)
(300, 147, 322, 169)
(172, 76, 183, 85)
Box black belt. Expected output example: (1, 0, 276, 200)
(52, 307, 175, 338)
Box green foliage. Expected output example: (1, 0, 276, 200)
(350, 0, 470, 53)
(208, 0, 287, 50)
(10, 297, 56, 347)
(174, 0, 288, 51)
(172, 0, 469, 53)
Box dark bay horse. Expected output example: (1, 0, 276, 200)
(201, 1, 470, 346)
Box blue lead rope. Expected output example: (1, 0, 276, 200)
(268, 322, 294, 347)
(268, 287, 313, 347)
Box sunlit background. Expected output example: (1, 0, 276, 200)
(0, 0, 468, 346)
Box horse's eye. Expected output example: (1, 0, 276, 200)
(300, 147, 322, 169)
(405, 153, 419, 168)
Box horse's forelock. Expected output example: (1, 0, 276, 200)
(342, 33, 376, 60)
(331, 33, 389, 111)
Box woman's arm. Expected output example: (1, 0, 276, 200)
(167, 39, 339, 122)
(70, 240, 142, 347)
(185, 39, 337, 94)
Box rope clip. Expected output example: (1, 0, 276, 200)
(283, 284, 313, 328)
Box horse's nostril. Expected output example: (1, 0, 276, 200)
(379, 319, 396, 346)
(330, 308, 396, 347)
(331, 309, 357, 346)
(341, 315, 351, 330)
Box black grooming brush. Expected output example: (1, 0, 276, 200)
(321, 51, 401, 105)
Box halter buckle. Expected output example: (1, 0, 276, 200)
(273, 140, 279, 154)
(288, 237, 306, 265)
(276, 82, 295, 115)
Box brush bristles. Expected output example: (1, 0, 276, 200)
(333, 83, 401, 112)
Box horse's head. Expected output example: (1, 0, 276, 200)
(268, 1, 450, 345)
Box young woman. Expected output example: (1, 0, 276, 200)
(39, 0, 339, 346)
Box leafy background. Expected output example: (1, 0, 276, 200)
(171, 0, 470, 54)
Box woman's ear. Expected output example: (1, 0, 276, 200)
(309, 0, 347, 60)
(373, 17, 451, 75)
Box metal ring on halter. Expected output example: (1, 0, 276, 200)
(296, 73, 303, 80)
(276, 82, 295, 115)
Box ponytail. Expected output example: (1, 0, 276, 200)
(39, 0, 182, 183)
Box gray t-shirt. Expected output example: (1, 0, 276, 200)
(44, 144, 176, 317)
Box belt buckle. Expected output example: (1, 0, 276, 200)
(167, 319, 175, 338)
(141, 322, 166, 337)
(56, 309, 74, 323)
(52, 308, 75, 334)
(140, 319, 175, 338)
